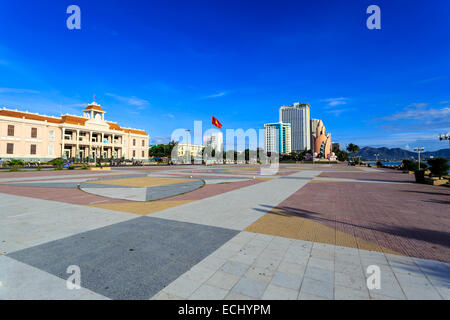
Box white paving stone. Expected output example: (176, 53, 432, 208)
(262, 284, 298, 300)
(206, 271, 240, 290)
(335, 285, 369, 300)
(300, 277, 334, 299)
(270, 271, 303, 290)
(232, 277, 268, 298)
(189, 284, 229, 300)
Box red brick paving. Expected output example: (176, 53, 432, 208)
(0, 169, 111, 178)
(319, 169, 415, 183)
(276, 180, 450, 262)
(0, 185, 127, 205)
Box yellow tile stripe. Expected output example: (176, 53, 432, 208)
(87, 177, 193, 188)
(245, 208, 399, 255)
(90, 200, 194, 216)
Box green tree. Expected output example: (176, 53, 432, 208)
(427, 157, 449, 179)
(346, 143, 360, 154)
(148, 141, 178, 158)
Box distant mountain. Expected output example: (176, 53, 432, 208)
(356, 147, 450, 161)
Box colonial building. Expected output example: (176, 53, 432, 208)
(0, 102, 149, 161)
(173, 143, 204, 158)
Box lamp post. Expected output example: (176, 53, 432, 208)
(414, 147, 424, 170)
(185, 129, 191, 164)
(374, 153, 380, 162)
(439, 133, 450, 147)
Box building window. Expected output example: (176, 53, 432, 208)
(7, 143, 13, 154)
(7, 125, 14, 136)
(142, 150, 145, 157)
(49, 130, 55, 141)
(142, 140, 145, 147)
(132, 150, 136, 157)
(48, 143, 54, 156)
(133, 139, 136, 146)
(31, 127, 37, 138)
(30, 144, 36, 155)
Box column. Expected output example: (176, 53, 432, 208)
(101, 132, 104, 158)
(76, 129, 80, 160)
(89, 131, 93, 161)
(62, 128, 65, 158)
(112, 134, 115, 159)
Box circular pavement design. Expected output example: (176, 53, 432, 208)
(79, 176, 204, 202)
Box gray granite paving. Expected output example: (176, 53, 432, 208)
(7, 216, 238, 300)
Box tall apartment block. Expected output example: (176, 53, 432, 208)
(264, 122, 291, 154)
(279, 102, 310, 152)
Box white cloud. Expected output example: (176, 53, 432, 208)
(379, 103, 450, 121)
(202, 92, 226, 99)
(322, 97, 348, 107)
(150, 135, 171, 144)
(0, 87, 39, 94)
(416, 76, 446, 84)
(105, 93, 149, 108)
(325, 108, 354, 116)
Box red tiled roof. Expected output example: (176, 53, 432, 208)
(0, 109, 148, 136)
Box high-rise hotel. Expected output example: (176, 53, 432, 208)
(0, 101, 149, 161)
(279, 102, 310, 152)
(264, 122, 291, 154)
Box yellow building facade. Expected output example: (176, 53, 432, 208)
(0, 102, 149, 161)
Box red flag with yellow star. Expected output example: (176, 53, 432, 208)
(212, 116, 222, 129)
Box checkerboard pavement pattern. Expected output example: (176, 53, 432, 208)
(0, 164, 449, 300)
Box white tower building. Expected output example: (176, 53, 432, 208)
(279, 102, 310, 152)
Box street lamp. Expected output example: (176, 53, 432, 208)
(374, 153, 380, 162)
(439, 133, 449, 147)
(185, 129, 191, 164)
(413, 147, 424, 170)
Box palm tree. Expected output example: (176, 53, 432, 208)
(346, 143, 360, 163)
(346, 143, 360, 154)
(6, 159, 25, 171)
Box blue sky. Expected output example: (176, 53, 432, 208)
(0, 0, 449, 151)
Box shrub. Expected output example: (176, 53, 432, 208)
(6, 159, 25, 171)
(68, 166, 75, 170)
(49, 158, 64, 169)
(376, 160, 382, 167)
(81, 163, 88, 170)
(402, 159, 416, 171)
(427, 157, 449, 179)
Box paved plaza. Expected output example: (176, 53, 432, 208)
(0, 164, 449, 300)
